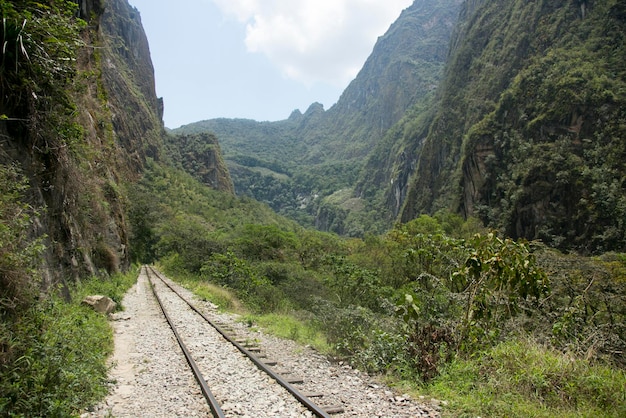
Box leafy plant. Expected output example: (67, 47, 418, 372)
(321, 254, 389, 311)
(453, 232, 549, 349)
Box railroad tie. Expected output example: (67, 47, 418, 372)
(246, 346, 261, 353)
(323, 405, 345, 415)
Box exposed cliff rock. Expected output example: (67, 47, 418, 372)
(99, 0, 164, 163)
(324, 0, 462, 160)
(0, 0, 167, 290)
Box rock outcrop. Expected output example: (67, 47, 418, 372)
(82, 295, 117, 314)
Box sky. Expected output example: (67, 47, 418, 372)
(127, 0, 413, 128)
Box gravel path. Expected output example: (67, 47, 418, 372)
(84, 269, 441, 417)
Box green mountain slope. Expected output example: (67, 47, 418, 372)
(399, 0, 626, 253)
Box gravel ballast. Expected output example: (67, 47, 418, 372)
(84, 269, 441, 417)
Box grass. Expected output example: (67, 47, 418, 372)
(163, 269, 331, 353)
(422, 338, 626, 418)
(240, 312, 329, 353)
(169, 274, 247, 314)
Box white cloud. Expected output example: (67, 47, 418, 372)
(211, 0, 413, 86)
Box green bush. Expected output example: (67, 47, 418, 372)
(309, 298, 377, 356)
(200, 251, 283, 312)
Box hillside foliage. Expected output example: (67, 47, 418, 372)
(128, 160, 625, 416)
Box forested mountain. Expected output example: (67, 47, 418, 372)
(174, 0, 463, 235)
(398, 0, 626, 253)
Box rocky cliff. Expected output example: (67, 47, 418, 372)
(0, 0, 230, 293)
(164, 132, 234, 193)
(322, 0, 463, 160)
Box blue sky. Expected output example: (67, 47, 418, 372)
(128, 0, 412, 128)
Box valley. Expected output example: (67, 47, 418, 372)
(0, 0, 624, 416)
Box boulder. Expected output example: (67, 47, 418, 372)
(82, 295, 117, 314)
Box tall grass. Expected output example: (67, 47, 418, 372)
(425, 338, 626, 417)
(241, 312, 329, 353)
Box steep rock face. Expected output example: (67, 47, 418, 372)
(99, 0, 164, 167)
(0, 0, 166, 289)
(355, 102, 432, 220)
(324, 0, 462, 160)
(400, 0, 626, 252)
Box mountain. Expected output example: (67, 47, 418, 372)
(397, 0, 626, 253)
(321, 0, 463, 160)
(174, 0, 463, 235)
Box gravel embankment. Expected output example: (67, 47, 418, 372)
(84, 269, 441, 417)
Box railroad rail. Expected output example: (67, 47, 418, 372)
(143, 265, 338, 417)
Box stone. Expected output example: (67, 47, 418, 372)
(82, 295, 117, 314)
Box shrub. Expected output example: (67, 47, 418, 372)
(200, 251, 281, 312)
(452, 232, 549, 350)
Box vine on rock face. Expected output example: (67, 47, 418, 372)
(0, 165, 44, 320)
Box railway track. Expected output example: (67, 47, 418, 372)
(143, 265, 343, 417)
